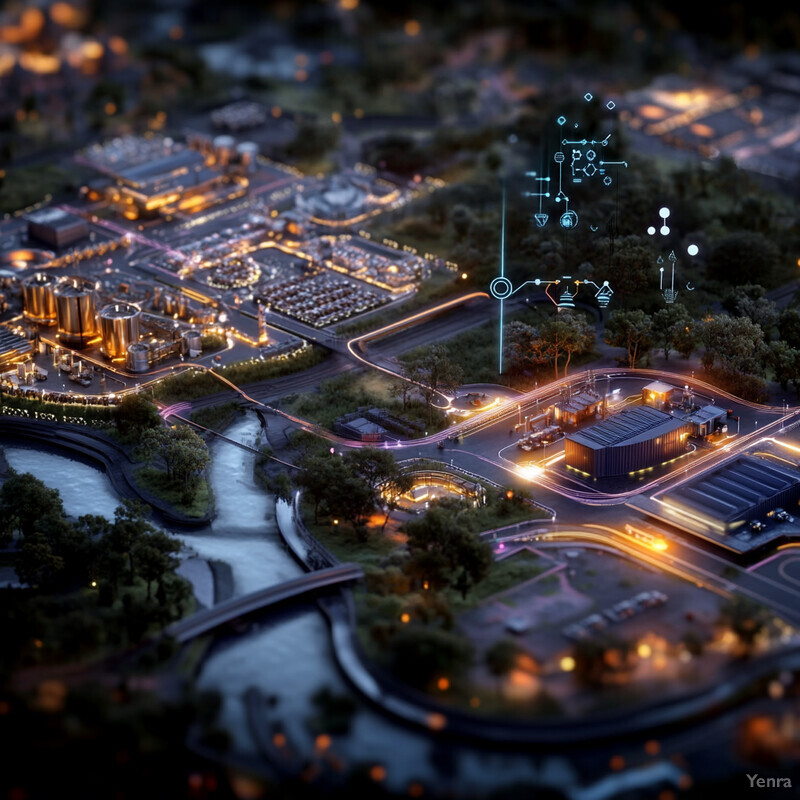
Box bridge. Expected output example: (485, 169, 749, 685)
(165, 562, 364, 643)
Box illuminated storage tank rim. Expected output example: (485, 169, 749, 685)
(22, 271, 57, 323)
(99, 302, 141, 359)
(126, 342, 150, 373)
(54, 276, 97, 347)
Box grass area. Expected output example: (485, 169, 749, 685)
(282, 369, 447, 432)
(400, 304, 601, 388)
(0, 162, 85, 214)
(300, 498, 397, 570)
(189, 402, 241, 433)
(151, 345, 329, 403)
(448, 550, 544, 612)
(134, 467, 213, 518)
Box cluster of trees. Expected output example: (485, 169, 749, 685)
(136, 425, 211, 503)
(504, 310, 595, 378)
(603, 288, 800, 401)
(604, 304, 697, 368)
(0, 473, 189, 673)
(295, 445, 413, 538)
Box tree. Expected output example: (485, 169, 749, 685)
(404, 506, 492, 598)
(604, 309, 654, 368)
(385, 626, 474, 691)
(539, 311, 595, 378)
(700, 314, 768, 377)
(138, 425, 210, 498)
(294, 453, 345, 523)
(770, 341, 800, 394)
(778, 307, 800, 349)
(113, 393, 161, 439)
(718, 596, 769, 655)
(344, 448, 413, 529)
(503, 320, 549, 375)
(652, 304, 694, 361)
(15, 533, 65, 590)
(721, 284, 778, 334)
(109, 499, 157, 584)
(402, 344, 463, 424)
(485, 639, 520, 691)
(602, 235, 655, 305)
(708, 232, 780, 286)
(0, 470, 65, 541)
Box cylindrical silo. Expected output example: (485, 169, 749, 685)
(213, 134, 235, 166)
(236, 141, 259, 172)
(153, 285, 163, 310)
(163, 293, 178, 316)
(22, 272, 57, 324)
(99, 302, 140, 359)
(126, 342, 150, 373)
(183, 329, 202, 357)
(54, 277, 97, 348)
(178, 294, 190, 319)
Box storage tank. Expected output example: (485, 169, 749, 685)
(178, 294, 190, 319)
(54, 277, 97, 348)
(99, 302, 140, 359)
(22, 272, 57, 324)
(183, 329, 202, 357)
(126, 342, 150, 373)
(163, 293, 178, 316)
(153, 285, 163, 311)
(236, 141, 259, 172)
(213, 134, 235, 166)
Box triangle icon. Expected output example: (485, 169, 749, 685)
(534, 213, 549, 227)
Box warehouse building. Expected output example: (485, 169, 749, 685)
(646, 454, 800, 535)
(565, 405, 692, 479)
(26, 208, 88, 249)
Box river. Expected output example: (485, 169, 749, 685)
(2, 414, 567, 794)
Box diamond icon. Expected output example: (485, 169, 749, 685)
(606, 100, 616, 110)
(557, 115, 566, 126)
(584, 92, 593, 101)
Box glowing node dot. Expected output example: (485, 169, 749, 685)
(660, 225, 670, 235)
(647, 226, 656, 235)
(659, 207, 670, 219)
(687, 244, 699, 256)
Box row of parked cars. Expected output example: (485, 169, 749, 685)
(564, 590, 668, 640)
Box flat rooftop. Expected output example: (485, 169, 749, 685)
(567, 406, 687, 450)
(660, 454, 800, 524)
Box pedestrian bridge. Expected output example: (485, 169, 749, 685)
(166, 563, 363, 643)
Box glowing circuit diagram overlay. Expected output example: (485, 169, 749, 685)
(525, 95, 626, 230)
(647, 207, 700, 304)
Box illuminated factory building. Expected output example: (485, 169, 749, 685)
(565, 405, 692, 479)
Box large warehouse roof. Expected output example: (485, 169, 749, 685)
(662, 454, 800, 523)
(567, 406, 687, 450)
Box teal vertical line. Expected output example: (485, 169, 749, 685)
(498, 182, 506, 374)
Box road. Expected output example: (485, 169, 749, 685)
(165, 562, 363, 643)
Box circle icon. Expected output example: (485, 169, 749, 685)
(659, 207, 670, 219)
(560, 210, 578, 229)
(490, 276, 513, 300)
(554, 152, 565, 163)
(687, 244, 699, 256)
(647, 226, 656, 235)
